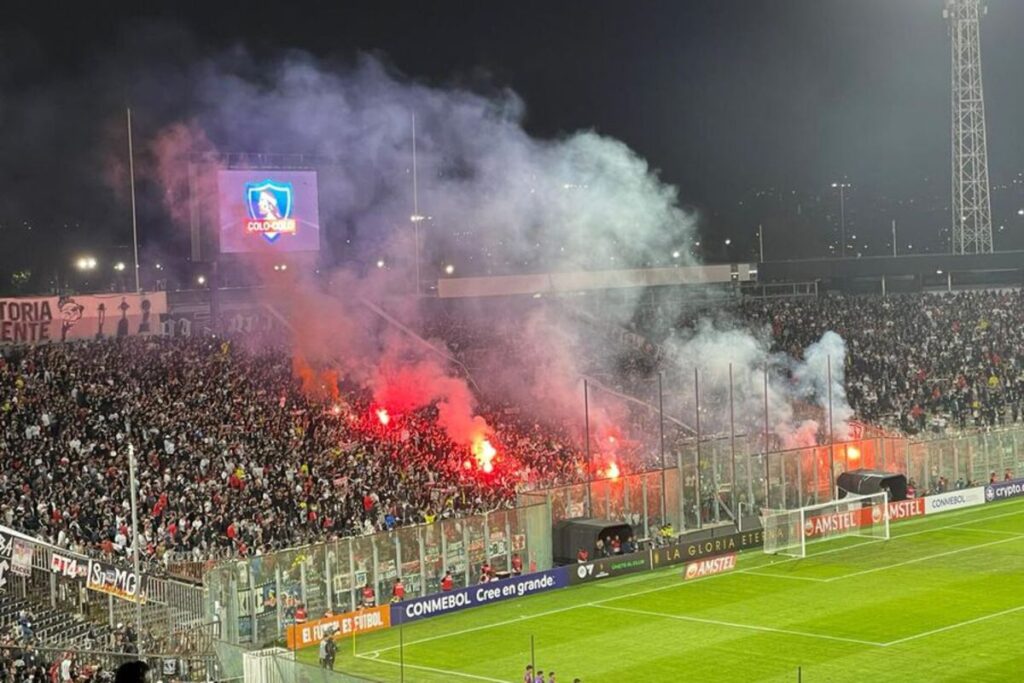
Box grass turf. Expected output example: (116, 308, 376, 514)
(295, 497, 1024, 682)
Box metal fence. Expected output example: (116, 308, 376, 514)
(1, 525, 208, 654)
(206, 503, 552, 645)
(32, 646, 220, 683)
(520, 424, 1024, 536)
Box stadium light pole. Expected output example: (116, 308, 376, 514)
(891, 220, 898, 257)
(729, 363, 738, 530)
(126, 108, 141, 293)
(693, 368, 702, 530)
(411, 112, 423, 296)
(763, 365, 770, 508)
(827, 356, 836, 500)
(127, 445, 144, 657)
(758, 224, 765, 262)
(658, 372, 666, 525)
(831, 182, 851, 258)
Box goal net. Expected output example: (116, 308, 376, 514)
(762, 491, 890, 558)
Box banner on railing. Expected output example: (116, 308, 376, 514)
(391, 567, 569, 625)
(10, 540, 32, 577)
(0, 292, 167, 344)
(86, 560, 148, 604)
(285, 605, 391, 649)
(50, 552, 88, 579)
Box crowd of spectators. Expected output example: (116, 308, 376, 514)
(740, 291, 1024, 433)
(625, 290, 1024, 435)
(2, 290, 1022, 569)
(0, 337, 585, 567)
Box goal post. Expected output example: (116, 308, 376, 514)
(762, 491, 890, 558)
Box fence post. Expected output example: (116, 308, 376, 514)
(641, 477, 650, 539)
(694, 367, 702, 529)
(505, 516, 513, 572)
(299, 558, 308, 611)
(325, 550, 333, 613)
(347, 539, 357, 613)
(274, 566, 283, 639)
(418, 527, 428, 598)
(462, 523, 471, 586)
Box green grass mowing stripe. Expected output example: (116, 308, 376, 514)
(320, 498, 1024, 681)
(366, 499, 1024, 656)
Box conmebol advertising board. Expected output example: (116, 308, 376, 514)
(391, 567, 569, 624)
(924, 487, 986, 514)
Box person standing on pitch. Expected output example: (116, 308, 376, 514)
(325, 635, 337, 670)
(523, 664, 534, 683)
(319, 636, 329, 668)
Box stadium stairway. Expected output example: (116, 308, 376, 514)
(0, 592, 112, 649)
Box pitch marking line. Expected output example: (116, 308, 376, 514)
(356, 652, 508, 682)
(823, 534, 1024, 583)
(591, 604, 886, 647)
(737, 569, 829, 582)
(953, 526, 1024, 537)
(368, 502, 1024, 658)
(882, 604, 1024, 647)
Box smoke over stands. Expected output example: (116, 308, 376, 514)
(125, 42, 852, 475)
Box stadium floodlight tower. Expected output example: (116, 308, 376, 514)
(944, 0, 994, 254)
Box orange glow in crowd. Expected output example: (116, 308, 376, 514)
(471, 437, 497, 474)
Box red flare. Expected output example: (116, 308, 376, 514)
(471, 437, 497, 474)
(376, 408, 390, 426)
(606, 461, 620, 480)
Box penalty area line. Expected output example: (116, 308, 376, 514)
(822, 534, 1024, 583)
(591, 604, 886, 647)
(883, 604, 1024, 647)
(356, 652, 508, 683)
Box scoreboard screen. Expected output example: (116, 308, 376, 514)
(217, 169, 321, 253)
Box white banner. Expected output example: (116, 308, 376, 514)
(0, 292, 167, 344)
(10, 539, 32, 577)
(924, 487, 986, 515)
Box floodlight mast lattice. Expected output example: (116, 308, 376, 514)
(945, 0, 994, 254)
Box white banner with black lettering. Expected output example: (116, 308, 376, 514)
(0, 292, 167, 344)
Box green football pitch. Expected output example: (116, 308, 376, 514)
(297, 497, 1024, 682)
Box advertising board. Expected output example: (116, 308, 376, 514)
(925, 487, 986, 514)
(985, 478, 1024, 503)
(285, 605, 391, 649)
(651, 529, 767, 568)
(390, 567, 569, 625)
(569, 550, 652, 585)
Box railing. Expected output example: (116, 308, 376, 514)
(31, 646, 220, 683)
(205, 503, 552, 646)
(1, 525, 209, 655)
(520, 424, 1024, 537)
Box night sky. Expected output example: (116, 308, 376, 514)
(3, 1, 1024, 292)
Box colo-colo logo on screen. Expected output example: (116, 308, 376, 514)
(245, 179, 297, 243)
